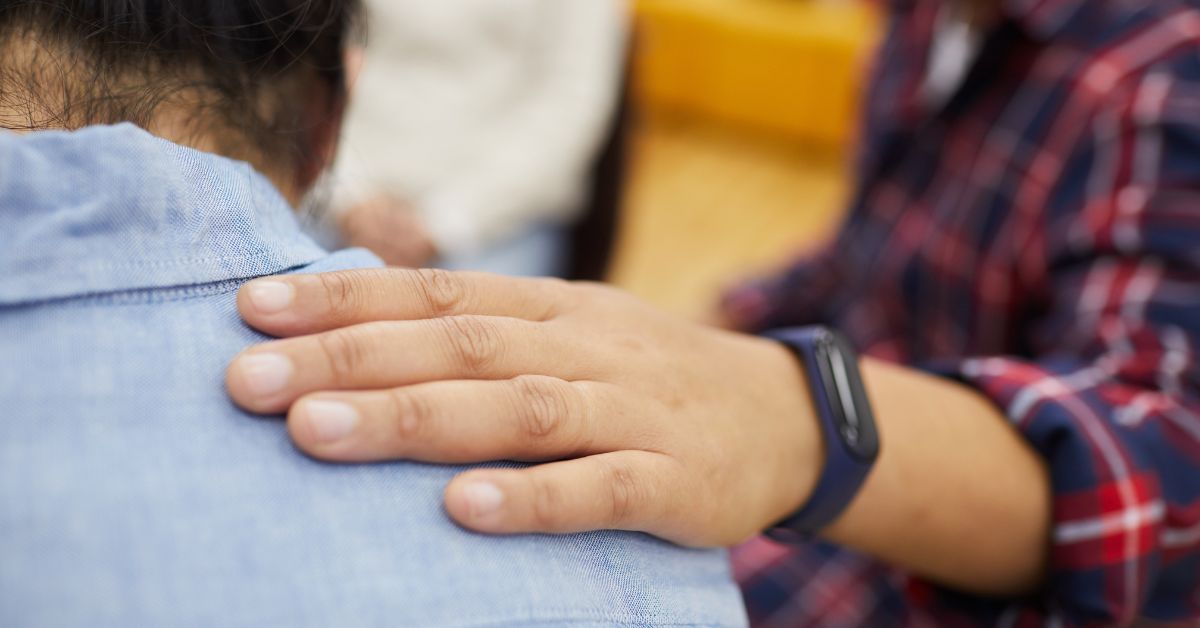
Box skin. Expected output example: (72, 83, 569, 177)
(339, 195, 439, 268)
(225, 268, 1051, 597)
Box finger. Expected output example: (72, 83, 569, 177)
(227, 315, 596, 414)
(237, 268, 570, 337)
(444, 451, 686, 539)
(288, 376, 638, 463)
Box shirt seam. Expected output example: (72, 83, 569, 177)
(444, 614, 735, 628)
(9, 245, 316, 272)
(0, 277, 248, 310)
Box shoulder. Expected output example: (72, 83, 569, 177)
(294, 247, 386, 274)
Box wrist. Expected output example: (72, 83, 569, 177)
(751, 336, 826, 532)
(761, 327, 881, 539)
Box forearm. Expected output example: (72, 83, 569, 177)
(822, 358, 1051, 596)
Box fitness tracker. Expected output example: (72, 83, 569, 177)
(763, 326, 880, 539)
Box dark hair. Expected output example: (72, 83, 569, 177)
(0, 0, 362, 167)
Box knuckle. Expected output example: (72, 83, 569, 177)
(511, 376, 573, 442)
(568, 281, 635, 314)
(318, 271, 364, 315)
(385, 388, 433, 443)
(439, 316, 504, 376)
(610, 331, 650, 354)
(530, 475, 565, 530)
(414, 268, 468, 316)
(537, 277, 571, 295)
(568, 281, 606, 306)
(600, 459, 640, 527)
(575, 280, 621, 301)
(538, 275, 571, 289)
(529, 277, 570, 320)
(315, 327, 370, 384)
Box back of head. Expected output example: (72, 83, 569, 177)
(0, 0, 361, 198)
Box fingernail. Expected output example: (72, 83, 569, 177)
(302, 400, 359, 444)
(237, 353, 293, 398)
(463, 481, 505, 519)
(246, 280, 294, 314)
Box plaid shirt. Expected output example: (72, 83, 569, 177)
(725, 0, 1200, 625)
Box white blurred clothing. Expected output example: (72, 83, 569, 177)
(333, 0, 627, 260)
(439, 222, 569, 278)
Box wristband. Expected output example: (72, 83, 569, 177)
(763, 327, 880, 539)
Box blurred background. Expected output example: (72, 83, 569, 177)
(612, 0, 879, 319)
(331, 0, 881, 320)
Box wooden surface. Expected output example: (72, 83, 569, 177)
(609, 114, 850, 319)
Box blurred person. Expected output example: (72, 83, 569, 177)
(329, 0, 627, 276)
(0, 1, 747, 626)
(224, 0, 1200, 625)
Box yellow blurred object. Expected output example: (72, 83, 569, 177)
(612, 117, 847, 319)
(632, 0, 881, 147)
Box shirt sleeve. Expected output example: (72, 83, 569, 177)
(419, 0, 628, 257)
(720, 244, 848, 331)
(926, 71, 1200, 626)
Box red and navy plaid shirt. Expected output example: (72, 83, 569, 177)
(725, 0, 1200, 625)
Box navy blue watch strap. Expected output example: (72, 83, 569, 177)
(763, 327, 879, 539)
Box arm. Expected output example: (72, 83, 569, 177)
(419, 0, 628, 256)
(832, 359, 1052, 596)
(738, 69, 1200, 624)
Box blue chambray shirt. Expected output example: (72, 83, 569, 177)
(0, 124, 748, 628)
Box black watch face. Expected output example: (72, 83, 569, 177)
(813, 332, 880, 462)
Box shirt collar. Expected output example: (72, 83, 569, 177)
(0, 124, 326, 305)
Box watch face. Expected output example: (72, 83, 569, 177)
(813, 332, 880, 462)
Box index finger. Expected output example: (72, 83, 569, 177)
(238, 268, 570, 337)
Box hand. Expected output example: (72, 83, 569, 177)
(225, 269, 821, 547)
(223, 269, 1054, 594)
(339, 196, 438, 268)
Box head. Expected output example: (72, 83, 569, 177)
(0, 0, 363, 205)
